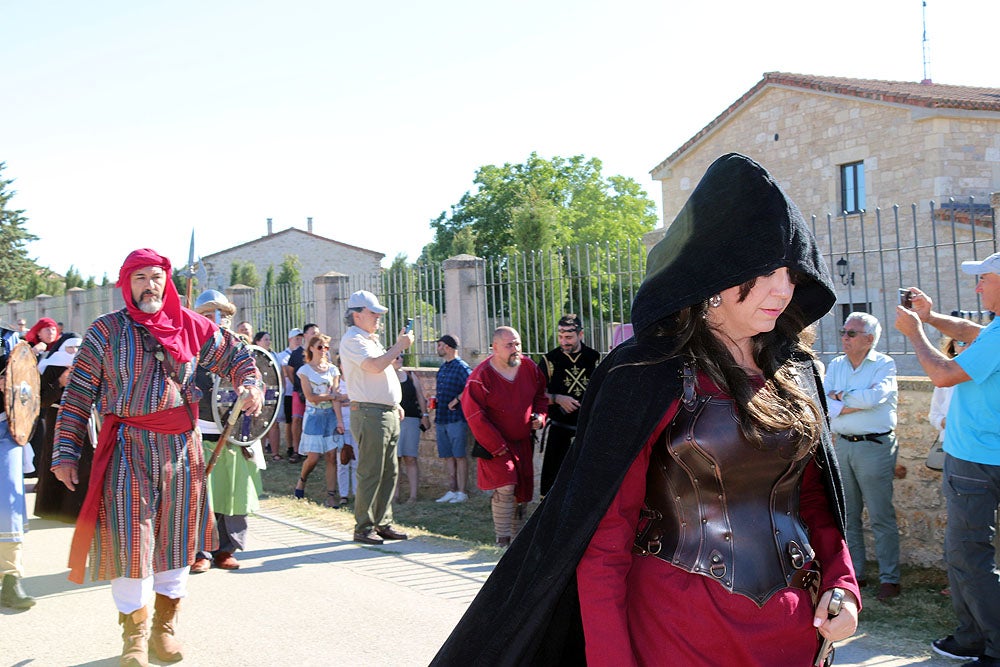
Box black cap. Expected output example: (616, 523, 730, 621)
(437, 334, 460, 349)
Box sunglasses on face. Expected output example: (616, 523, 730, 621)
(315, 345, 330, 349)
(839, 329, 866, 338)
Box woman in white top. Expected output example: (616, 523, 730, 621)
(293, 334, 346, 507)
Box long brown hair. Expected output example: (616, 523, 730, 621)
(648, 277, 821, 457)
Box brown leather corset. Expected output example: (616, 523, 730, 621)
(633, 375, 815, 606)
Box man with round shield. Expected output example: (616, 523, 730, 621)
(189, 290, 269, 573)
(52, 249, 263, 666)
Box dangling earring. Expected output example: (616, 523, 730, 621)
(708, 294, 722, 308)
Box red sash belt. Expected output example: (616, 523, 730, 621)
(67, 405, 194, 584)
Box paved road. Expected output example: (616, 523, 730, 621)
(3, 487, 954, 666)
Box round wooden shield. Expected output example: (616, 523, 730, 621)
(211, 345, 281, 446)
(4, 341, 40, 446)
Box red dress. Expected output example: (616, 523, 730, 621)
(576, 383, 860, 666)
(462, 357, 548, 503)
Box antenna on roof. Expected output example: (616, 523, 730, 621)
(921, 0, 932, 84)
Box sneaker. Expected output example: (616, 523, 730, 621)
(962, 658, 1000, 667)
(933, 636, 982, 660)
(436, 491, 457, 503)
(449, 491, 468, 503)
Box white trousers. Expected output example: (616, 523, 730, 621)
(111, 566, 188, 614)
(0, 540, 23, 577)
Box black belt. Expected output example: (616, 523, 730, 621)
(351, 401, 396, 411)
(841, 430, 893, 443)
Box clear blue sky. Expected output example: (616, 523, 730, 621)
(3, 0, 996, 281)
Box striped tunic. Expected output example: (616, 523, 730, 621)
(53, 309, 258, 581)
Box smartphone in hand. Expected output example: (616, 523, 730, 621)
(898, 289, 913, 309)
(404, 318, 414, 333)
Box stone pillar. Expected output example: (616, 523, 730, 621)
(442, 254, 488, 367)
(642, 228, 665, 255)
(6, 301, 22, 330)
(313, 272, 351, 353)
(66, 288, 85, 332)
(35, 294, 52, 322)
(226, 284, 255, 326)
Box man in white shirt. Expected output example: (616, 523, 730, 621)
(339, 291, 413, 545)
(825, 312, 900, 602)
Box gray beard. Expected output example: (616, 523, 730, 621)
(506, 355, 521, 368)
(138, 298, 163, 314)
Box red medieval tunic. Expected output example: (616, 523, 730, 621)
(53, 309, 258, 582)
(462, 356, 548, 503)
(576, 375, 861, 667)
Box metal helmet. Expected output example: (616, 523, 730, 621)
(193, 289, 237, 324)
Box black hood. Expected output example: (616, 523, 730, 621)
(632, 153, 835, 336)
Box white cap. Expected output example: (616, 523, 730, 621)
(287, 327, 303, 339)
(961, 251, 1000, 276)
(347, 290, 388, 314)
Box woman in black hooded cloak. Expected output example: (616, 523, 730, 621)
(431, 153, 861, 666)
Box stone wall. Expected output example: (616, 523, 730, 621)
(893, 377, 947, 567)
(414, 366, 951, 570)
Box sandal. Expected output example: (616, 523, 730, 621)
(293, 477, 306, 499)
(271, 453, 283, 462)
(325, 491, 338, 508)
(339, 497, 349, 508)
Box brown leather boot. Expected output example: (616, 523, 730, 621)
(118, 606, 149, 667)
(150, 593, 184, 662)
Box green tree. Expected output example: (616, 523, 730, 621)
(419, 152, 657, 262)
(266, 255, 303, 334)
(171, 266, 198, 300)
(450, 226, 476, 256)
(64, 265, 85, 290)
(230, 260, 260, 288)
(276, 255, 301, 286)
(0, 163, 40, 301)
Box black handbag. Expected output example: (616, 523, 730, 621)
(471, 441, 493, 460)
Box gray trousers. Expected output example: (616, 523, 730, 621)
(197, 513, 248, 559)
(943, 454, 1000, 658)
(834, 433, 901, 584)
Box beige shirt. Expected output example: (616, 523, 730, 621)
(339, 325, 401, 406)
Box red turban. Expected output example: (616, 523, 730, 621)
(117, 248, 217, 364)
(24, 317, 58, 346)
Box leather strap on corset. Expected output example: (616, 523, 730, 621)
(633, 365, 816, 606)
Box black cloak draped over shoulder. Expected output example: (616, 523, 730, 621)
(431, 153, 843, 666)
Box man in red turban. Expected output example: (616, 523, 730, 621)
(52, 249, 263, 667)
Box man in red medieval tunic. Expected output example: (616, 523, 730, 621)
(52, 249, 263, 667)
(462, 326, 547, 547)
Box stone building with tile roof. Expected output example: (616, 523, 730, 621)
(647, 72, 1000, 370)
(199, 217, 384, 290)
(650, 72, 1000, 224)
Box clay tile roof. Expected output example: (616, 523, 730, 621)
(652, 72, 1000, 175)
